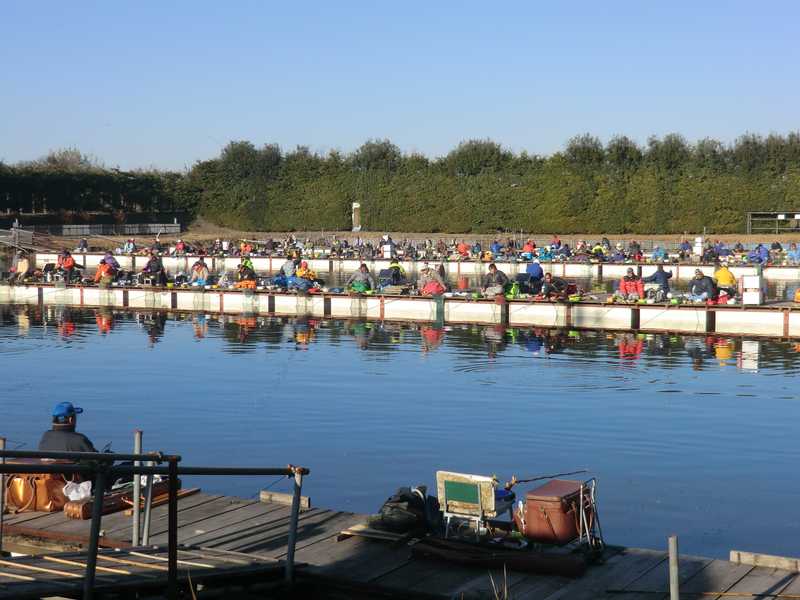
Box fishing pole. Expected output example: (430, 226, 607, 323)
(504, 469, 589, 490)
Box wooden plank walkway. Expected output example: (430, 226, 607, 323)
(0, 546, 282, 599)
(3, 493, 800, 599)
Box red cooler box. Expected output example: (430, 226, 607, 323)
(514, 479, 589, 545)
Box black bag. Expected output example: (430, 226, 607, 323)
(369, 486, 440, 533)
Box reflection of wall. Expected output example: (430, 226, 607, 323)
(738, 340, 760, 373)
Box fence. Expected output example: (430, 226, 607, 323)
(21, 223, 182, 236)
(0, 444, 309, 600)
(746, 212, 800, 235)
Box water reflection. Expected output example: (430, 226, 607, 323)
(3, 304, 798, 374)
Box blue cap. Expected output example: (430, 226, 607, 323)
(53, 402, 83, 420)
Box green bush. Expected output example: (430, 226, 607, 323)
(4, 134, 800, 233)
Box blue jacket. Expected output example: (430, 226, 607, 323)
(643, 268, 672, 291)
(526, 263, 544, 280)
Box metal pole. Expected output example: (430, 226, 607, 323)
(0, 437, 5, 556)
(285, 467, 304, 584)
(83, 466, 108, 600)
(142, 460, 154, 545)
(668, 535, 680, 600)
(132, 430, 142, 546)
(167, 456, 179, 600)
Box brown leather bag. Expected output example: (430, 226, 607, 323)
(5, 472, 69, 513)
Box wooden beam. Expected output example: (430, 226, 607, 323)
(260, 490, 311, 510)
(730, 550, 800, 572)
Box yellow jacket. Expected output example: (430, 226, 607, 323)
(296, 266, 316, 280)
(714, 267, 736, 287)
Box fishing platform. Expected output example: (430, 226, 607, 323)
(27, 251, 800, 282)
(2, 492, 800, 599)
(3, 282, 800, 339)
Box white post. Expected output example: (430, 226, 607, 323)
(132, 430, 142, 546)
(668, 535, 680, 600)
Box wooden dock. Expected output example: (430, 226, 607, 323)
(3, 493, 800, 599)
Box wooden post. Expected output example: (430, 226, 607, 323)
(668, 535, 680, 600)
(132, 430, 142, 546)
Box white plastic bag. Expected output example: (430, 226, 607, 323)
(63, 480, 92, 502)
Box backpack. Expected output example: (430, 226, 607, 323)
(368, 486, 441, 533)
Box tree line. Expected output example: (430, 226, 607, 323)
(3, 134, 800, 233)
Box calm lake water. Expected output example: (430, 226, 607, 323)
(1, 304, 799, 559)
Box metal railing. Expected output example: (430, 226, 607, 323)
(0, 444, 309, 600)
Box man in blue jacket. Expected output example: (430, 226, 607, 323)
(643, 264, 673, 301)
(526, 259, 544, 281)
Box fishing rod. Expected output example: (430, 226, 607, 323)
(504, 469, 589, 490)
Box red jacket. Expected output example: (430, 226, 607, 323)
(618, 276, 644, 297)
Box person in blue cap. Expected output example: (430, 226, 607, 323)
(38, 402, 97, 453)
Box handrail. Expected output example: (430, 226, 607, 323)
(0, 449, 309, 600)
(0, 449, 172, 462)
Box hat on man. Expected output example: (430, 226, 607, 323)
(53, 402, 83, 422)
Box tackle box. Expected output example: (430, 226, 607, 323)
(514, 479, 590, 545)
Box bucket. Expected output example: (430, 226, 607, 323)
(457, 276, 469, 290)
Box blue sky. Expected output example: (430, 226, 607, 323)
(1, 1, 798, 170)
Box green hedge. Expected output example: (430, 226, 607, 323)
(4, 134, 800, 233)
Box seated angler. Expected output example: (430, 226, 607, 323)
(713, 262, 737, 296)
(296, 260, 317, 281)
(9, 251, 31, 283)
(417, 262, 446, 296)
(540, 272, 568, 300)
(590, 242, 606, 260)
(94, 258, 116, 289)
(387, 257, 407, 284)
(678, 239, 692, 261)
(57, 249, 77, 283)
(610, 243, 626, 262)
(616, 267, 645, 301)
(234, 262, 257, 289)
(471, 240, 482, 258)
(650, 246, 667, 262)
(481, 263, 509, 297)
(103, 251, 120, 272)
(787, 243, 800, 265)
(688, 269, 718, 303)
(643, 264, 672, 301)
(537, 246, 554, 261)
(39, 402, 97, 453)
(344, 263, 377, 293)
(520, 239, 536, 260)
(142, 251, 167, 286)
(189, 257, 210, 286)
